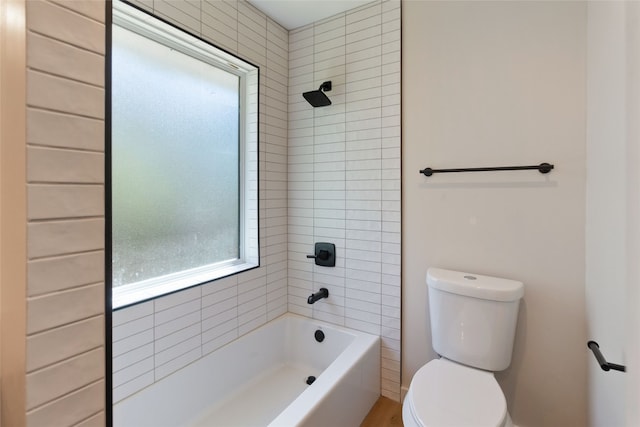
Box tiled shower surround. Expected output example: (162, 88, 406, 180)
(114, 0, 402, 404)
(287, 1, 402, 400)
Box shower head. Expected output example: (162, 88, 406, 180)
(303, 81, 332, 107)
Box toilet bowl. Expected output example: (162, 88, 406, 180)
(403, 268, 523, 427)
(402, 359, 513, 427)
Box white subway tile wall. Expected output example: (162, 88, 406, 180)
(114, 0, 401, 405)
(25, 1, 106, 425)
(288, 0, 401, 401)
(112, 0, 289, 403)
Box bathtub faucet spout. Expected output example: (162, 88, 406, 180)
(307, 288, 329, 304)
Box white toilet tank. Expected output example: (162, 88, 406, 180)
(427, 268, 524, 371)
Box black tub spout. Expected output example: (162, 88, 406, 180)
(307, 288, 329, 304)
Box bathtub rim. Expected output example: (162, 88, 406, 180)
(267, 313, 380, 427)
(113, 311, 381, 427)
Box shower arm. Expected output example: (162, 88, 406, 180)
(318, 81, 332, 92)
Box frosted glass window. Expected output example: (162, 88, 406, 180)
(111, 1, 259, 308)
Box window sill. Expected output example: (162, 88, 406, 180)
(112, 260, 259, 310)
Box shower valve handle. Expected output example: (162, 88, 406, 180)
(306, 242, 336, 267)
(306, 250, 330, 261)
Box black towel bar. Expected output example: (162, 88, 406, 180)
(419, 163, 554, 177)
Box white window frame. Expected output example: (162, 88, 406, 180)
(111, 0, 259, 309)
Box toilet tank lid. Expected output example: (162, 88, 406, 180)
(427, 268, 524, 302)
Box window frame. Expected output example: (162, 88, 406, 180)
(110, 0, 260, 310)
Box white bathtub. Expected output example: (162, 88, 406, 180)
(113, 313, 380, 427)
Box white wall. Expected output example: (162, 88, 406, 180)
(287, 0, 402, 401)
(625, 4, 640, 424)
(586, 3, 627, 425)
(402, 2, 587, 426)
(586, 2, 640, 426)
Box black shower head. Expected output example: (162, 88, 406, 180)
(303, 81, 332, 107)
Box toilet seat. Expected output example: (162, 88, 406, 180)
(406, 359, 507, 427)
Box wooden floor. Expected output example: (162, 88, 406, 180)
(360, 396, 404, 427)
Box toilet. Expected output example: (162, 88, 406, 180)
(403, 268, 524, 427)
